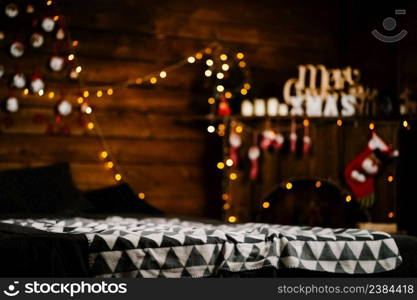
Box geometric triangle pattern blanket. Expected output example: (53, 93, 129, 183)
(1, 217, 402, 278)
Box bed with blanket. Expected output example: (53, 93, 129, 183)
(0, 163, 416, 278)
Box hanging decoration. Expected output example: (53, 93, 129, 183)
(290, 119, 298, 153)
(248, 140, 260, 181)
(344, 131, 399, 210)
(302, 119, 312, 154)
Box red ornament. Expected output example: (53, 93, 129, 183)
(229, 131, 242, 167)
(217, 98, 231, 116)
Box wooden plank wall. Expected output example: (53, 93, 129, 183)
(1, 0, 344, 217)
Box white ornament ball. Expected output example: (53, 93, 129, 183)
(5, 3, 19, 18)
(30, 33, 44, 48)
(50, 56, 65, 72)
(10, 41, 24, 58)
(57, 100, 72, 116)
(42, 17, 55, 32)
(5, 97, 19, 113)
(12, 73, 26, 89)
(31, 78, 45, 93)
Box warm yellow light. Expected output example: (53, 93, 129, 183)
(243, 83, 251, 90)
(187, 56, 196, 63)
(206, 59, 214, 66)
(138, 192, 146, 200)
(262, 202, 270, 209)
(83, 91, 89, 98)
(236, 52, 244, 60)
(217, 162, 225, 169)
(23, 88, 29, 95)
(207, 125, 215, 133)
(221, 64, 229, 71)
(114, 173, 122, 181)
(38, 89, 44, 96)
(53, 15, 59, 21)
(204, 70, 212, 77)
(403, 120, 408, 128)
(220, 54, 228, 61)
(106, 161, 114, 169)
(72, 40, 79, 47)
(159, 71, 167, 78)
(195, 52, 203, 60)
(369, 122, 375, 130)
(240, 88, 248, 95)
(87, 122, 95, 130)
(204, 48, 212, 55)
(77, 97, 84, 104)
(228, 216, 237, 223)
(229, 173, 238, 180)
(85, 106, 92, 114)
(75, 66, 82, 73)
(239, 61, 247, 68)
(216, 72, 224, 79)
(100, 151, 108, 159)
(345, 195, 352, 202)
(285, 182, 293, 190)
(225, 92, 232, 99)
(208, 97, 215, 104)
(337, 119, 343, 127)
(222, 193, 229, 201)
(135, 78, 143, 85)
(226, 159, 234, 167)
(107, 88, 113, 96)
(315, 181, 322, 188)
(96, 90, 103, 97)
(387, 175, 394, 183)
(68, 54, 75, 61)
(48, 92, 55, 99)
(47, 0, 53, 6)
(223, 203, 231, 210)
(388, 211, 395, 219)
(303, 119, 310, 127)
(216, 85, 224, 92)
(235, 125, 243, 133)
(150, 77, 157, 84)
(218, 124, 225, 131)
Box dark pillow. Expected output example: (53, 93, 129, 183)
(0, 163, 87, 218)
(83, 183, 163, 216)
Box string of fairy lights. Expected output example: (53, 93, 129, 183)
(17, 1, 250, 205)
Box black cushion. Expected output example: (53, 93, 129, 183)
(83, 183, 163, 216)
(0, 163, 87, 218)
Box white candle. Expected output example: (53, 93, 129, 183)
(241, 99, 253, 116)
(267, 98, 279, 116)
(254, 98, 266, 116)
(278, 103, 289, 116)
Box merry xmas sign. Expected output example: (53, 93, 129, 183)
(282, 64, 377, 117)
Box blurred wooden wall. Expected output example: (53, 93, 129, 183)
(0, 0, 354, 217)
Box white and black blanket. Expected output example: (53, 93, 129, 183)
(1, 217, 402, 278)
